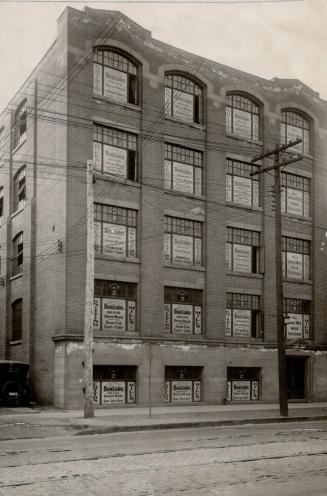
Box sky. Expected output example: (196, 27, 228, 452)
(0, 0, 326, 111)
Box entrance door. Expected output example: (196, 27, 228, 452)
(286, 357, 306, 400)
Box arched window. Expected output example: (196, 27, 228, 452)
(13, 100, 27, 149)
(165, 73, 204, 124)
(13, 166, 26, 212)
(93, 48, 139, 105)
(226, 93, 260, 141)
(281, 110, 310, 154)
(12, 232, 23, 276)
(12, 299, 23, 341)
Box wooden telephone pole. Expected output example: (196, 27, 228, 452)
(251, 139, 303, 417)
(83, 160, 95, 418)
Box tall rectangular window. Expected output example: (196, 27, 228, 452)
(284, 298, 310, 340)
(282, 237, 310, 280)
(93, 280, 137, 332)
(0, 187, 3, 225)
(164, 287, 202, 335)
(281, 111, 310, 155)
(226, 159, 259, 207)
(12, 299, 23, 341)
(165, 74, 203, 124)
(13, 100, 27, 149)
(94, 204, 137, 258)
(165, 143, 202, 195)
(93, 124, 138, 181)
(164, 216, 203, 266)
(226, 94, 260, 141)
(226, 227, 260, 273)
(226, 293, 261, 338)
(12, 232, 23, 276)
(0, 128, 4, 166)
(13, 166, 26, 212)
(164, 366, 202, 403)
(281, 172, 310, 218)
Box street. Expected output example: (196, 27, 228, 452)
(1, 421, 327, 495)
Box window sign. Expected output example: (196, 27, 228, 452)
(226, 243, 232, 270)
(127, 301, 136, 332)
(303, 315, 310, 339)
(284, 188, 303, 216)
(94, 222, 101, 254)
(285, 124, 303, 153)
(225, 309, 232, 336)
(103, 67, 128, 103)
(93, 141, 102, 170)
(165, 87, 172, 114)
(194, 238, 202, 266)
(194, 168, 202, 196)
(128, 228, 136, 257)
(93, 298, 101, 330)
(226, 175, 232, 202)
(164, 304, 171, 333)
(172, 304, 193, 333)
(103, 224, 127, 257)
(304, 192, 310, 217)
(286, 252, 303, 279)
(164, 381, 170, 402)
(233, 176, 252, 206)
(253, 180, 259, 207)
(127, 382, 136, 403)
(164, 160, 171, 189)
(232, 244, 252, 273)
(173, 90, 194, 122)
(226, 381, 232, 401)
(304, 255, 310, 280)
(103, 145, 127, 177)
(93, 63, 103, 95)
(93, 381, 101, 404)
(172, 162, 194, 193)
(232, 109, 252, 139)
(252, 381, 259, 400)
(193, 381, 201, 402)
(231, 380, 251, 401)
(172, 235, 193, 265)
(102, 381, 126, 404)
(194, 306, 202, 334)
(164, 233, 171, 263)
(232, 309, 251, 337)
(285, 313, 303, 339)
(102, 298, 126, 330)
(171, 381, 193, 402)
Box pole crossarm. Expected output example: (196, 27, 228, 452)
(251, 155, 303, 176)
(251, 139, 302, 163)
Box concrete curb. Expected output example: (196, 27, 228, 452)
(75, 414, 327, 436)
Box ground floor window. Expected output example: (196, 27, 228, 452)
(226, 293, 261, 338)
(226, 367, 260, 401)
(93, 365, 136, 405)
(164, 366, 202, 403)
(164, 287, 202, 335)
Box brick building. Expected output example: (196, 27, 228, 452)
(1, 7, 327, 407)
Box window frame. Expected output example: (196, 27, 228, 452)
(164, 216, 203, 267)
(164, 143, 203, 195)
(93, 48, 139, 105)
(226, 158, 260, 207)
(164, 366, 202, 403)
(165, 73, 204, 125)
(164, 287, 203, 335)
(12, 298, 23, 341)
(93, 124, 138, 181)
(281, 172, 310, 218)
(226, 227, 260, 274)
(93, 365, 137, 405)
(282, 236, 310, 281)
(283, 298, 310, 340)
(226, 93, 260, 140)
(94, 203, 137, 258)
(93, 280, 137, 333)
(226, 367, 260, 401)
(12, 232, 23, 276)
(13, 100, 27, 149)
(281, 110, 310, 155)
(13, 166, 26, 212)
(226, 293, 261, 338)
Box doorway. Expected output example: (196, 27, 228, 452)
(286, 356, 307, 400)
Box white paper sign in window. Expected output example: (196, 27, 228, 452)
(172, 161, 194, 193)
(194, 306, 202, 334)
(233, 244, 252, 273)
(164, 233, 171, 263)
(286, 252, 303, 279)
(164, 381, 170, 402)
(286, 188, 303, 216)
(225, 309, 232, 336)
(164, 304, 171, 333)
(164, 160, 171, 189)
(252, 381, 259, 400)
(93, 63, 102, 95)
(226, 175, 232, 202)
(232, 109, 252, 139)
(102, 298, 126, 330)
(171, 381, 192, 402)
(172, 304, 193, 333)
(93, 298, 101, 330)
(172, 234, 193, 265)
(102, 381, 126, 404)
(103, 67, 128, 103)
(127, 301, 136, 332)
(173, 90, 194, 122)
(303, 192, 310, 217)
(285, 124, 303, 152)
(128, 228, 136, 257)
(103, 224, 126, 257)
(94, 221, 101, 254)
(93, 141, 102, 170)
(194, 238, 202, 266)
(226, 243, 232, 270)
(127, 382, 136, 403)
(285, 313, 303, 339)
(103, 145, 127, 178)
(303, 314, 310, 339)
(232, 309, 251, 337)
(193, 381, 201, 402)
(233, 176, 252, 206)
(232, 380, 251, 400)
(93, 381, 101, 404)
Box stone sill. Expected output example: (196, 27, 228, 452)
(10, 273, 23, 282)
(164, 189, 205, 202)
(227, 271, 263, 279)
(93, 94, 141, 112)
(226, 133, 263, 146)
(93, 171, 141, 188)
(95, 255, 140, 264)
(9, 340, 22, 346)
(164, 263, 205, 272)
(226, 202, 263, 213)
(164, 115, 206, 131)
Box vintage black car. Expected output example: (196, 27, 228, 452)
(0, 361, 31, 406)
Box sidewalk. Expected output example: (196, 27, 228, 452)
(1, 402, 327, 440)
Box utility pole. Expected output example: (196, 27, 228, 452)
(251, 139, 303, 417)
(83, 159, 95, 418)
